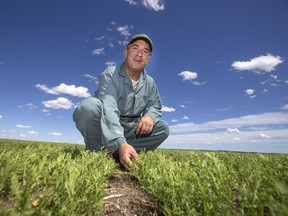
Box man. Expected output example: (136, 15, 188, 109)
(73, 34, 169, 170)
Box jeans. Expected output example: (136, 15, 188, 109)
(73, 97, 170, 152)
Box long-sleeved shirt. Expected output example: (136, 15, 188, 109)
(94, 62, 162, 152)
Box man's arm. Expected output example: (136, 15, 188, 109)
(136, 79, 162, 135)
(96, 67, 126, 152)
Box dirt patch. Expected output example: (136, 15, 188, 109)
(99, 171, 163, 216)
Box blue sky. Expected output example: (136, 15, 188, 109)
(1, 0, 288, 153)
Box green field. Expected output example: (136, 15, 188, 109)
(1, 139, 287, 215)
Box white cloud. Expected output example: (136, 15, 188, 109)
(258, 133, 271, 139)
(245, 89, 255, 95)
(92, 47, 105, 55)
(117, 25, 132, 38)
(142, 0, 165, 11)
(261, 89, 268, 94)
(281, 104, 288, 110)
(162, 105, 176, 112)
(227, 128, 241, 133)
(231, 53, 283, 73)
(170, 112, 288, 134)
(124, 0, 165, 11)
(192, 81, 207, 86)
(84, 74, 98, 84)
(42, 97, 74, 110)
(19, 103, 38, 111)
(28, 131, 38, 135)
(36, 83, 91, 98)
(49, 132, 61, 136)
(95, 36, 105, 41)
(105, 61, 117, 67)
(164, 127, 287, 152)
(16, 124, 31, 129)
(181, 116, 189, 120)
(261, 74, 282, 87)
(179, 71, 198, 81)
(245, 89, 256, 98)
(124, 0, 137, 5)
(0, 115, 2, 120)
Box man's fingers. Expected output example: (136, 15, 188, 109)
(136, 122, 152, 135)
(120, 156, 131, 171)
(131, 150, 139, 158)
(135, 116, 154, 135)
(119, 147, 139, 171)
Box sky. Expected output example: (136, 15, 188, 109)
(1, 0, 288, 153)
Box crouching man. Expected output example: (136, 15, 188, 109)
(73, 34, 169, 170)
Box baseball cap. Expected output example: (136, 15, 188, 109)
(127, 34, 153, 52)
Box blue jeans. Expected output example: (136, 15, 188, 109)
(73, 97, 169, 152)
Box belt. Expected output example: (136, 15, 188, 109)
(120, 115, 140, 123)
(120, 115, 141, 118)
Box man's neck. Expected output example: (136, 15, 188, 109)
(126, 67, 141, 81)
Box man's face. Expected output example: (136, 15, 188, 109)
(124, 39, 151, 73)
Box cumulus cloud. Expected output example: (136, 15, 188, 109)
(42, 97, 74, 110)
(181, 116, 189, 120)
(245, 89, 256, 98)
(16, 124, 31, 129)
(92, 47, 105, 55)
(245, 89, 254, 95)
(19, 103, 38, 111)
(28, 131, 38, 135)
(281, 104, 288, 110)
(143, 0, 165, 11)
(36, 83, 91, 98)
(178, 71, 206, 86)
(164, 112, 288, 151)
(95, 36, 105, 41)
(179, 71, 197, 81)
(227, 128, 241, 133)
(170, 112, 288, 134)
(124, 0, 165, 11)
(117, 25, 132, 38)
(162, 105, 176, 112)
(124, 0, 137, 5)
(231, 53, 283, 73)
(258, 133, 271, 139)
(105, 61, 117, 67)
(49, 132, 61, 136)
(84, 74, 98, 84)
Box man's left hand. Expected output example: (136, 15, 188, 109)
(135, 115, 154, 135)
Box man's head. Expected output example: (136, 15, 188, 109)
(124, 34, 153, 74)
(127, 34, 153, 53)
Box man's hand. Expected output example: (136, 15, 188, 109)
(135, 115, 154, 135)
(118, 143, 139, 170)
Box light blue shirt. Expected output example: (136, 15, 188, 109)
(94, 62, 162, 152)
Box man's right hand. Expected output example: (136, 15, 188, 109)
(118, 143, 139, 170)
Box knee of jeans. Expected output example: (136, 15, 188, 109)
(162, 121, 170, 139)
(157, 120, 170, 140)
(74, 97, 102, 119)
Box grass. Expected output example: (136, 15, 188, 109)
(1, 139, 288, 215)
(131, 150, 288, 215)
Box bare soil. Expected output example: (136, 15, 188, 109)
(99, 171, 164, 216)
